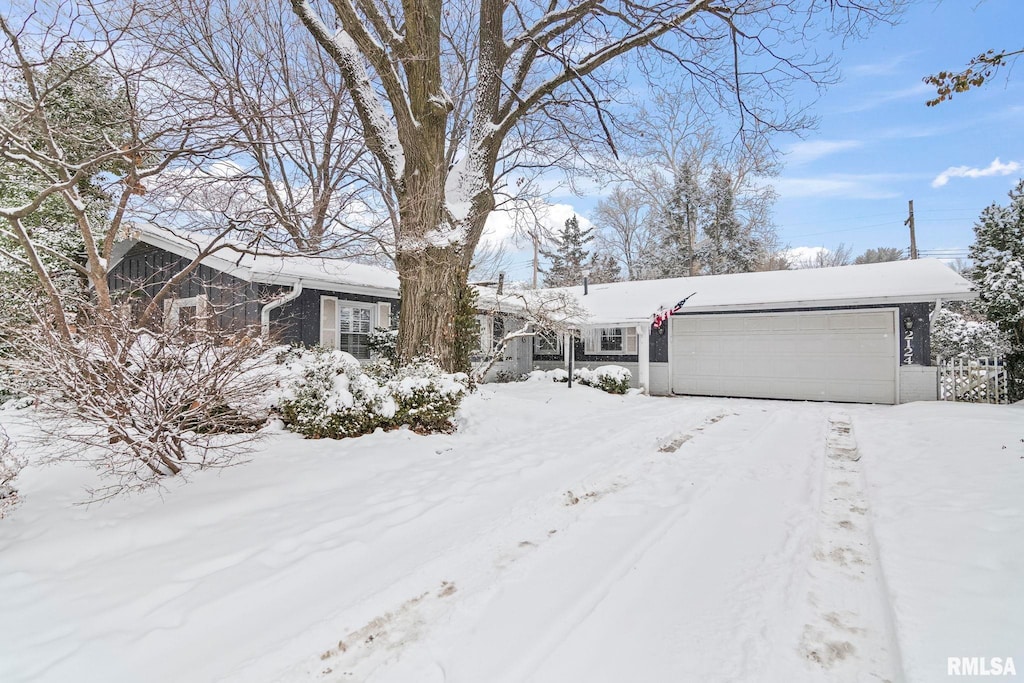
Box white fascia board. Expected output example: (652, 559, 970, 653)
(124, 230, 399, 298)
(248, 271, 398, 299)
(580, 292, 978, 328)
(674, 292, 977, 313)
(130, 230, 256, 281)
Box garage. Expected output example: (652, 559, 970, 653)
(670, 309, 898, 404)
(502, 259, 976, 402)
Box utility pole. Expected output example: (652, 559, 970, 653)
(904, 200, 918, 259)
(531, 231, 539, 288)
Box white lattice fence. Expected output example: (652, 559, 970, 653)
(938, 357, 1009, 404)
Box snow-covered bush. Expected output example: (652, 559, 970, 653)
(539, 365, 632, 394)
(366, 327, 399, 366)
(576, 365, 632, 394)
(0, 427, 25, 518)
(388, 359, 469, 434)
(275, 348, 468, 439)
(277, 349, 397, 439)
(493, 370, 526, 383)
(4, 308, 277, 496)
(931, 308, 1010, 361)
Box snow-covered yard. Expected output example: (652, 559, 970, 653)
(0, 383, 1021, 682)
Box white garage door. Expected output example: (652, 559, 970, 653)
(670, 309, 897, 404)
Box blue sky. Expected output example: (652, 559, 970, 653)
(499, 0, 1024, 280)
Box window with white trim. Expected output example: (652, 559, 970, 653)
(339, 302, 373, 359)
(320, 297, 375, 359)
(164, 295, 211, 337)
(584, 326, 638, 356)
(534, 329, 562, 355)
(474, 314, 506, 355)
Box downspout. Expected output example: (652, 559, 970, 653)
(928, 297, 943, 325)
(261, 280, 303, 338)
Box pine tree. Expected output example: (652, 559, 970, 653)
(0, 51, 127, 389)
(652, 164, 701, 278)
(587, 250, 621, 284)
(695, 167, 759, 275)
(542, 215, 594, 287)
(968, 180, 1024, 400)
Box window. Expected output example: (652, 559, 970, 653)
(474, 314, 506, 355)
(584, 326, 638, 356)
(534, 329, 562, 355)
(320, 297, 376, 360)
(339, 302, 373, 359)
(491, 315, 505, 349)
(164, 295, 211, 337)
(601, 327, 624, 352)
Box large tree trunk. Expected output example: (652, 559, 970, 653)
(396, 246, 471, 372)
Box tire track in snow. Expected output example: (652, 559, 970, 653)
(259, 392, 740, 681)
(780, 413, 905, 683)
(421, 405, 829, 683)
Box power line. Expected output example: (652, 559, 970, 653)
(786, 220, 899, 239)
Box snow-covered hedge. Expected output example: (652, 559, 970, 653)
(577, 365, 632, 394)
(533, 365, 632, 394)
(275, 347, 468, 439)
(931, 309, 1010, 361)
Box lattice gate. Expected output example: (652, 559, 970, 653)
(938, 357, 1009, 404)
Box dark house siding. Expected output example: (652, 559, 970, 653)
(898, 302, 931, 365)
(108, 243, 400, 346)
(108, 242, 270, 333)
(273, 288, 400, 347)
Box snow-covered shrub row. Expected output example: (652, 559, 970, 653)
(275, 347, 468, 439)
(931, 308, 1010, 361)
(531, 365, 632, 394)
(577, 365, 632, 394)
(526, 368, 569, 382)
(0, 426, 25, 518)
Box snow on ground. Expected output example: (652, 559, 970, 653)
(855, 402, 1024, 681)
(0, 384, 1021, 682)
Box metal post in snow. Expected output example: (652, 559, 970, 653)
(567, 330, 575, 388)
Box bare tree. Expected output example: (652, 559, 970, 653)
(594, 85, 783, 279)
(853, 246, 905, 264)
(290, 0, 902, 370)
(0, 1, 250, 337)
(797, 243, 854, 268)
(131, 0, 393, 257)
(472, 286, 583, 383)
(593, 186, 656, 281)
(0, 3, 281, 493)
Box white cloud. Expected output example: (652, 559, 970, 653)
(480, 201, 594, 249)
(835, 82, 932, 114)
(783, 140, 863, 166)
(784, 246, 830, 268)
(931, 157, 1022, 188)
(769, 175, 903, 200)
(845, 54, 913, 78)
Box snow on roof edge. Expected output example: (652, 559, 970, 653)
(500, 260, 977, 326)
(121, 223, 400, 295)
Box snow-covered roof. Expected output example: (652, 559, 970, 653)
(114, 223, 399, 297)
(545, 259, 976, 326)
